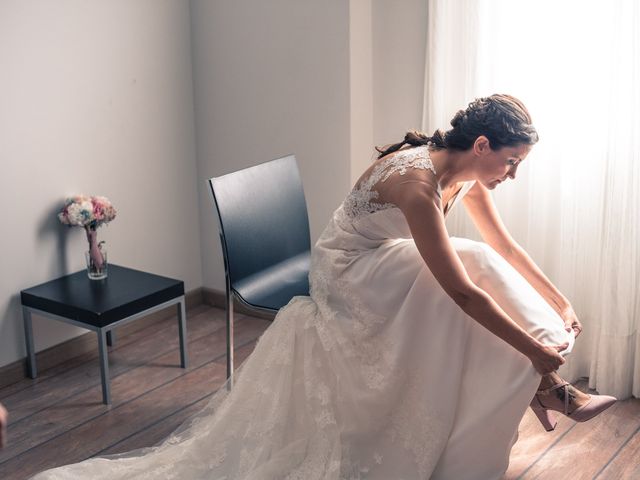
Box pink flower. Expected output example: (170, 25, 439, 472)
(58, 195, 117, 228)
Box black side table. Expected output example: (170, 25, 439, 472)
(20, 264, 188, 405)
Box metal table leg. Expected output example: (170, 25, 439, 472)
(21, 295, 185, 405)
(97, 329, 111, 405)
(106, 330, 116, 346)
(177, 298, 188, 368)
(22, 307, 37, 378)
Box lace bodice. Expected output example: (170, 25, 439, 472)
(342, 146, 437, 220)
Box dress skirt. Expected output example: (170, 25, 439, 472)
(32, 206, 574, 480)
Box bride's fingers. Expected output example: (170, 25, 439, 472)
(554, 342, 569, 352)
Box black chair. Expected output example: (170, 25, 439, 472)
(208, 155, 311, 385)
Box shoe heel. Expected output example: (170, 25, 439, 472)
(530, 397, 557, 432)
(531, 405, 557, 431)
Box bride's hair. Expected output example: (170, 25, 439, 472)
(375, 94, 539, 159)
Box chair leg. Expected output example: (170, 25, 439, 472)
(226, 289, 234, 390)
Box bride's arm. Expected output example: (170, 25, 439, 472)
(461, 182, 581, 337)
(386, 179, 566, 372)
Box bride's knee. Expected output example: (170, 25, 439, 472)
(451, 238, 498, 267)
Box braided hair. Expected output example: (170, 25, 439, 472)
(375, 94, 539, 159)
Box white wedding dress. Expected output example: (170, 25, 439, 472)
(33, 146, 574, 480)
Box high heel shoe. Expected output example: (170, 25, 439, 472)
(529, 382, 617, 432)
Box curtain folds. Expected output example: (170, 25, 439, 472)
(423, 0, 640, 399)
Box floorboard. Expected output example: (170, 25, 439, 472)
(0, 305, 637, 480)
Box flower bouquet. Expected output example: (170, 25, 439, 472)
(58, 195, 117, 279)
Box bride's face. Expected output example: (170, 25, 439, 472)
(474, 138, 532, 190)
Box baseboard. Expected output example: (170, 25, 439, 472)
(0, 288, 205, 391)
(202, 287, 276, 321)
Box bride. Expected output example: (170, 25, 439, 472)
(32, 94, 616, 479)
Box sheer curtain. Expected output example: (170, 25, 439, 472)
(423, 0, 640, 399)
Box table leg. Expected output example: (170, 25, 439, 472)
(177, 298, 188, 368)
(22, 307, 37, 378)
(97, 329, 111, 405)
(106, 330, 116, 347)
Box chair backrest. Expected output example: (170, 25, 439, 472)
(208, 155, 311, 293)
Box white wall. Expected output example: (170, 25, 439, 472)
(0, 0, 425, 368)
(349, 0, 374, 185)
(191, 0, 351, 291)
(371, 0, 428, 146)
(0, 1, 202, 368)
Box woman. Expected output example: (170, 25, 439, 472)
(33, 95, 616, 479)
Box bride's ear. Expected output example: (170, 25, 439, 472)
(473, 136, 491, 156)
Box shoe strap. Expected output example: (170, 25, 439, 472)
(536, 382, 570, 395)
(537, 382, 571, 415)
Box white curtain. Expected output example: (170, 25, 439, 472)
(423, 0, 640, 399)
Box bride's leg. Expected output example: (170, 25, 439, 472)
(451, 238, 575, 351)
(452, 239, 613, 416)
(454, 238, 591, 411)
(431, 238, 574, 479)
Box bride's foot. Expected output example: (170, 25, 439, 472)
(536, 381, 590, 414)
(530, 376, 617, 431)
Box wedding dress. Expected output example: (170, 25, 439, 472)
(33, 146, 574, 480)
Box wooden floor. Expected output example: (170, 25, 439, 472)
(1, 304, 638, 479)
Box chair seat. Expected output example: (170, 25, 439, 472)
(234, 251, 311, 311)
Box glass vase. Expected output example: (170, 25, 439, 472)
(85, 242, 108, 280)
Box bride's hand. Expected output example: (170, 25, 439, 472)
(560, 306, 583, 339)
(528, 342, 568, 375)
